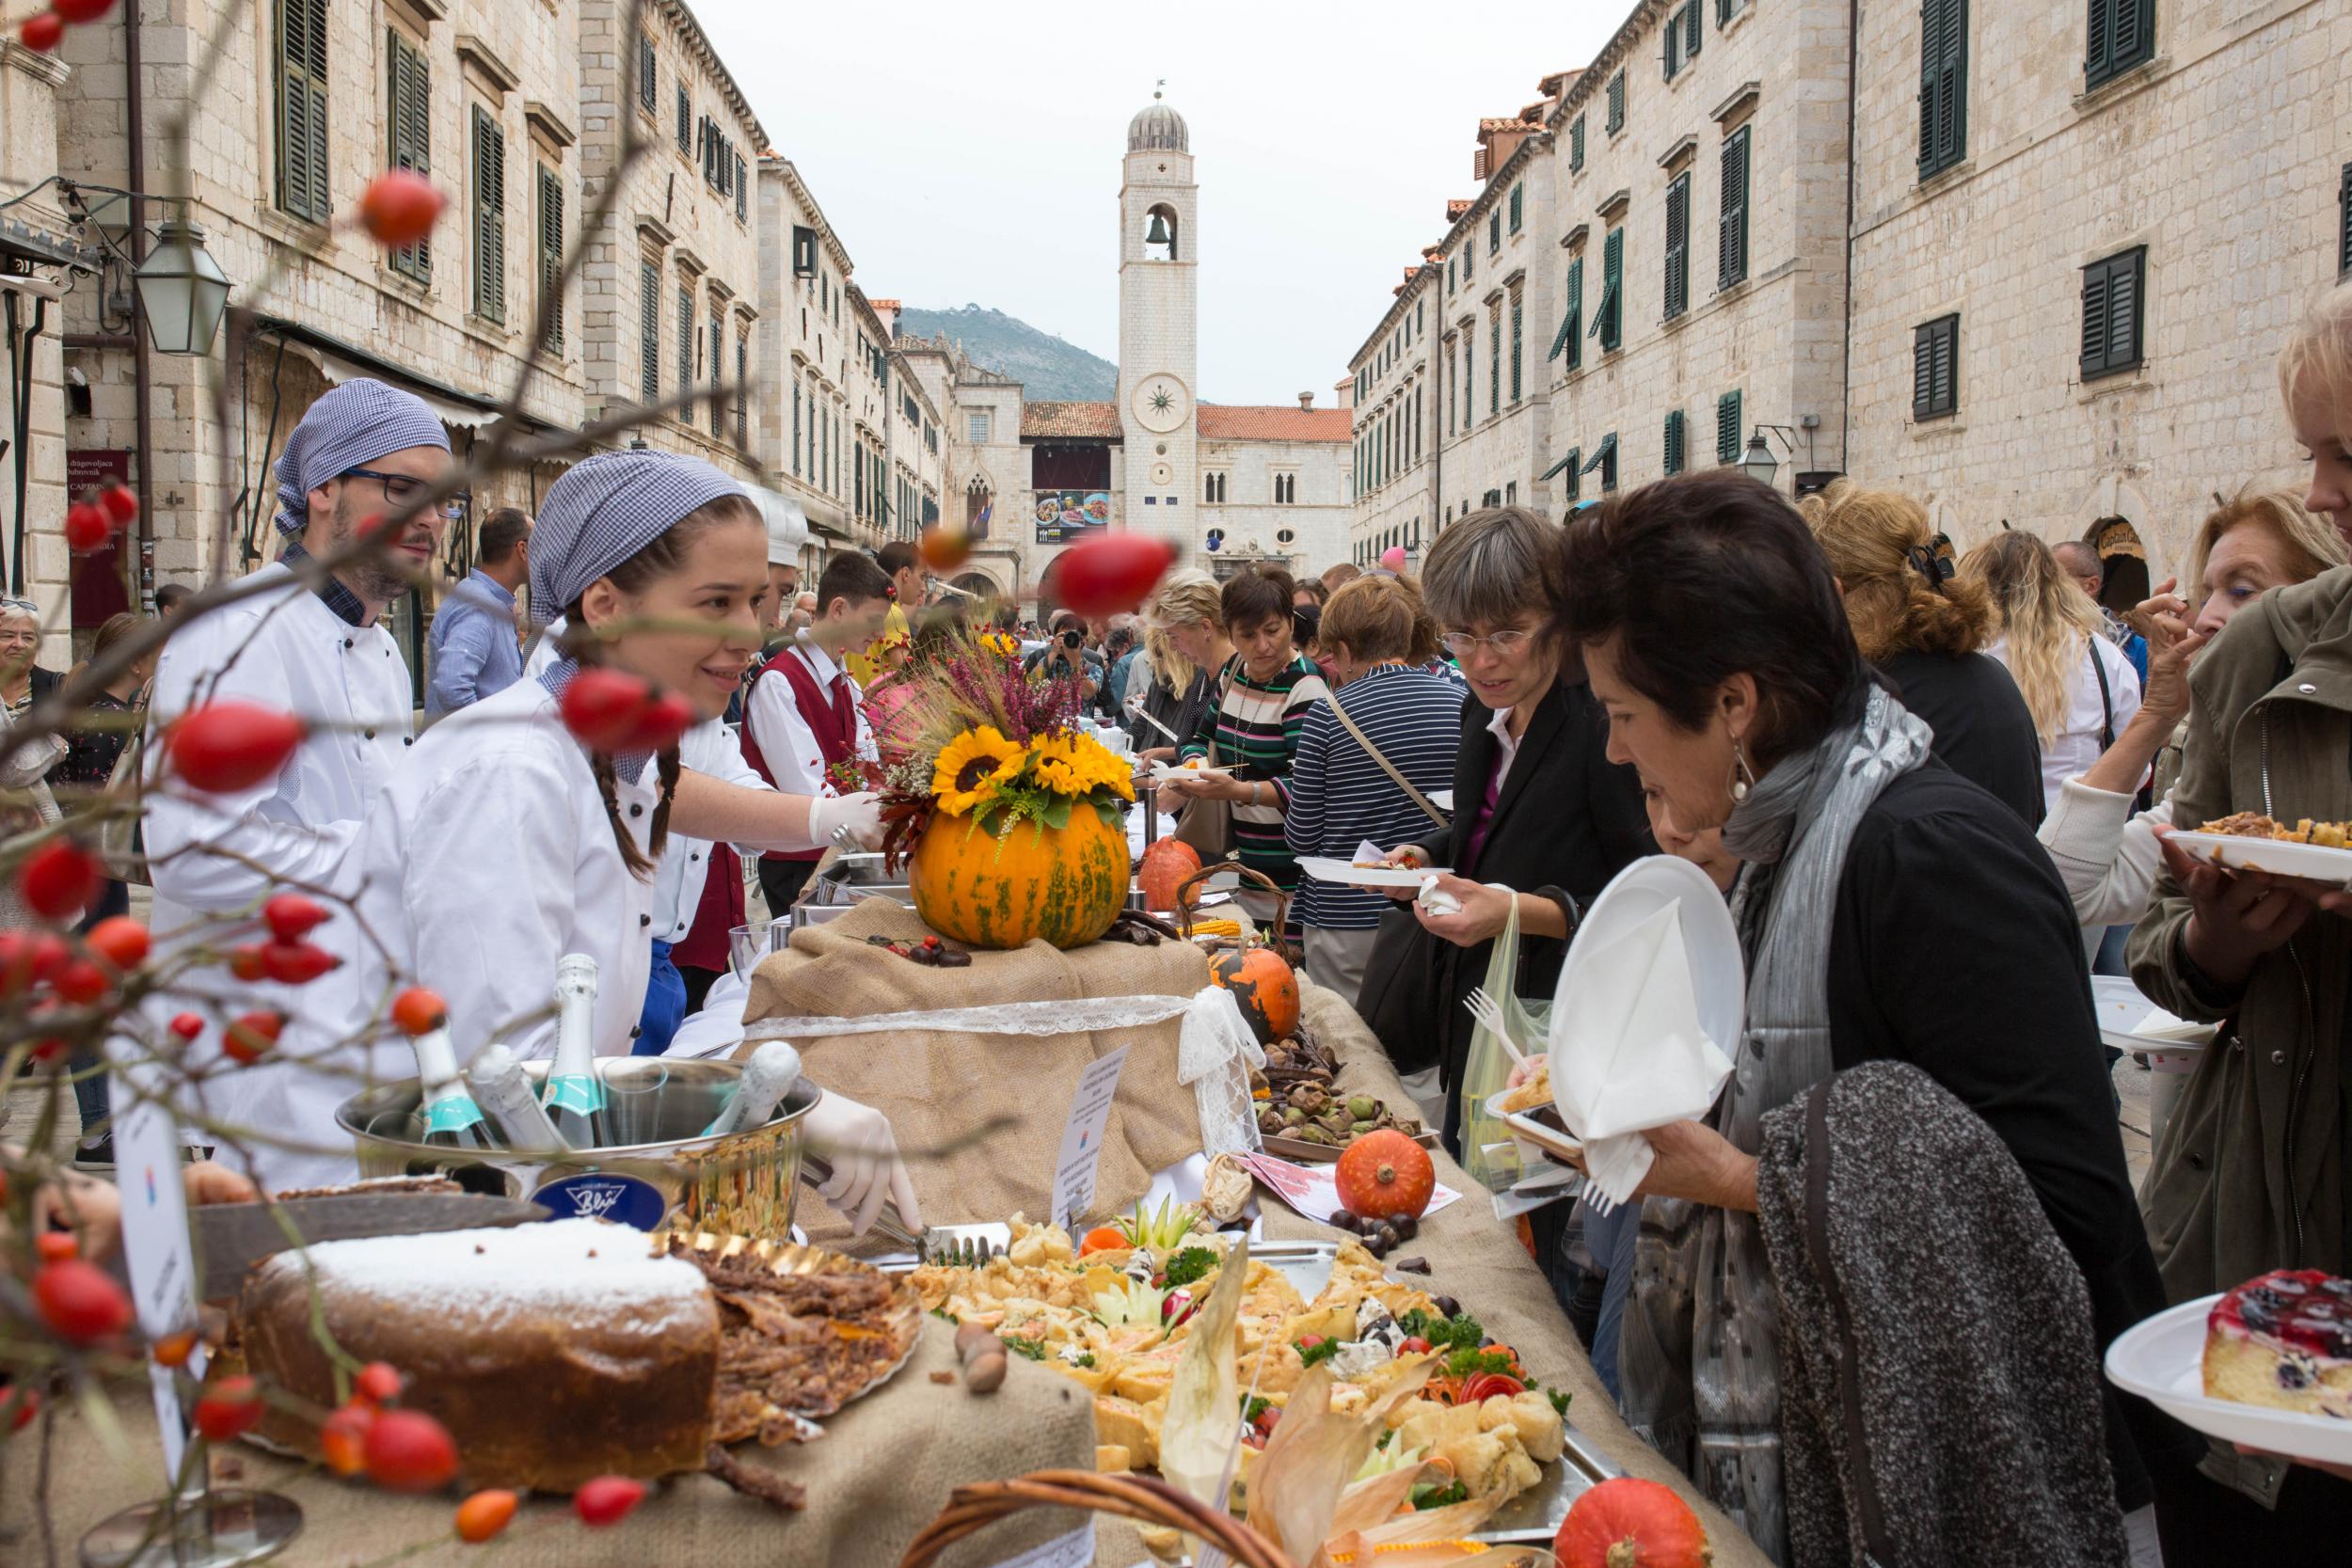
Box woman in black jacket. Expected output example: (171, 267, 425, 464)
(1554, 471, 2194, 1565)
(1355, 507, 1651, 1152)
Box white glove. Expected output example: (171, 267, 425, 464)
(808, 790, 883, 848)
(803, 1089, 921, 1238)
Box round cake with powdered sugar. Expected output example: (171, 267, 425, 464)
(235, 1219, 720, 1491)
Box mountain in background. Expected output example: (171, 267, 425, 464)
(897, 305, 1118, 403)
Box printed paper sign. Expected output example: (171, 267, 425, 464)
(1237, 1152, 1460, 1225)
(1052, 1045, 1130, 1233)
(108, 1054, 202, 1481)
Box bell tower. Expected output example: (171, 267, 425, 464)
(1119, 85, 1199, 552)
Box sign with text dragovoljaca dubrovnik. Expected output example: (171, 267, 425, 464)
(1033, 490, 1111, 545)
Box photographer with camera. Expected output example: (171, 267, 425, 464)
(1023, 608, 1104, 699)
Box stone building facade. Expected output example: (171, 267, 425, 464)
(0, 37, 75, 664)
(1844, 0, 2352, 583)
(1346, 0, 2343, 590)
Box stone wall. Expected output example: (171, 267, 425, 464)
(1200, 435, 1352, 578)
(1845, 0, 2351, 578)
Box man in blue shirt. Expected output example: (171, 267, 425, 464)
(425, 506, 531, 718)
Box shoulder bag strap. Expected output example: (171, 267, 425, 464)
(2087, 637, 2115, 750)
(1327, 687, 1450, 830)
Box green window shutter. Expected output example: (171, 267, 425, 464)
(1549, 260, 1581, 362)
(736, 151, 749, 222)
(1571, 116, 1585, 171)
(536, 166, 564, 354)
(1583, 433, 1619, 491)
(1509, 183, 1523, 233)
(1488, 211, 1501, 254)
(2341, 162, 2352, 278)
(276, 0, 330, 223)
(639, 259, 660, 403)
(792, 382, 801, 475)
(1915, 314, 1958, 417)
(1687, 0, 1703, 60)
(2087, 0, 2153, 90)
(1509, 298, 1522, 402)
(1564, 449, 1581, 502)
(387, 32, 431, 280)
(1607, 71, 1625, 135)
(471, 108, 506, 325)
(1719, 125, 1751, 287)
(1716, 390, 1742, 464)
(1596, 228, 1623, 351)
(1664, 173, 1690, 320)
(709, 317, 723, 437)
(678, 287, 694, 401)
(676, 85, 691, 153)
(638, 34, 658, 114)
(2081, 248, 2144, 380)
(1488, 310, 1501, 414)
(1663, 410, 1685, 475)
(1665, 10, 1682, 78)
(1918, 0, 1968, 179)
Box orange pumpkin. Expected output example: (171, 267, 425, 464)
(1137, 839, 1201, 912)
(1553, 1477, 1712, 1568)
(1209, 943, 1298, 1044)
(1335, 1129, 1436, 1221)
(909, 806, 1128, 950)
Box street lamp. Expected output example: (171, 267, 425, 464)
(1741, 423, 1813, 490)
(132, 219, 231, 356)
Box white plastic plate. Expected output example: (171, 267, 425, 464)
(2105, 1294, 2352, 1466)
(2168, 831, 2352, 887)
(1296, 856, 1454, 889)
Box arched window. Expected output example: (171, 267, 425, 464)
(965, 475, 993, 538)
(1143, 203, 1179, 261)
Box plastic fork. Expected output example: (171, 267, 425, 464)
(1464, 986, 1530, 1066)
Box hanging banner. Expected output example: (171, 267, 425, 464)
(1033, 490, 1111, 545)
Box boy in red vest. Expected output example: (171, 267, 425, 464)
(741, 551, 893, 915)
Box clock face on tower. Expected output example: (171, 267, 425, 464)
(1131, 373, 1192, 435)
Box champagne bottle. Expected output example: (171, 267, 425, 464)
(467, 1042, 570, 1153)
(541, 953, 607, 1148)
(412, 1020, 498, 1150)
(700, 1040, 803, 1139)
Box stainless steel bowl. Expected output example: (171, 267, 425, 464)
(336, 1058, 817, 1238)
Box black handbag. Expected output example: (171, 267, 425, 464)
(1355, 904, 1449, 1077)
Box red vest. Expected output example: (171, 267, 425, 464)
(740, 645, 858, 863)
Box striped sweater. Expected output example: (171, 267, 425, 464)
(1179, 655, 1330, 895)
(1279, 665, 1465, 929)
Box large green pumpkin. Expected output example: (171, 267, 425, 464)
(908, 806, 1128, 949)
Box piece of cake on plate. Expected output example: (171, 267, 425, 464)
(2202, 1269, 2352, 1418)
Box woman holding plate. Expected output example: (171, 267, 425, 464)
(1554, 470, 2192, 1562)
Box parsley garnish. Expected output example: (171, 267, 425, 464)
(1444, 1347, 1516, 1379)
(1162, 1247, 1218, 1289)
(1396, 1307, 1486, 1354)
(1001, 1334, 1048, 1361)
(1241, 1395, 1270, 1422)
(1296, 1338, 1341, 1369)
(1073, 1352, 1097, 1369)
(1547, 1387, 1570, 1418)
(1410, 1480, 1469, 1510)
(929, 1307, 958, 1322)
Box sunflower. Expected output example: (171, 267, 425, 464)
(930, 724, 1025, 816)
(1027, 732, 1089, 796)
(1070, 734, 1136, 800)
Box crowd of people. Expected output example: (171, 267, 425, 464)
(13, 263, 2352, 1564)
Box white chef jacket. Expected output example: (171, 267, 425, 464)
(142, 562, 418, 1190)
(744, 636, 876, 800)
(335, 678, 659, 1101)
(649, 718, 770, 944)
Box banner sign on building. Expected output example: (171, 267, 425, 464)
(1033, 490, 1110, 545)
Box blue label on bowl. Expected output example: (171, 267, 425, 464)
(533, 1172, 667, 1230)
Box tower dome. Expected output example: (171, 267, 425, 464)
(1128, 95, 1188, 153)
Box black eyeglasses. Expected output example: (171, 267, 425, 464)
(339, 467, 469, 520)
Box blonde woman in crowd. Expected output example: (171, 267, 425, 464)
(1803, 481, 2043, 825)
(1134, 567, 1224, 765)
(1965, 530, 2142, 815)
(2041, 491, 2344, 929)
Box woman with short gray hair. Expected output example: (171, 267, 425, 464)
(1356, 507, 1651, 1150)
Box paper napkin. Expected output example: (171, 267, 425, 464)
(1549, 901, 1735, 1212)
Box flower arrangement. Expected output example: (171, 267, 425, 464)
(871, 628, 1136, 865)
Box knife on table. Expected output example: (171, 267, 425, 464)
(180, 1193, 550, 1300)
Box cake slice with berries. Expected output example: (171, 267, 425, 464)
(2203, 1270, 2352, 1417)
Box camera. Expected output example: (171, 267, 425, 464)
(1059, 629, 1085, 649)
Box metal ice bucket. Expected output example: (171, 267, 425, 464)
(337, 1058, 816, 1239)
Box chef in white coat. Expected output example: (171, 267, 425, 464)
(142, 378, 454, 1189)
(337, 451, 914, 1234)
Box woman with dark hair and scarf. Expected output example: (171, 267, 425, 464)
(1553, 471, 2190, 1562)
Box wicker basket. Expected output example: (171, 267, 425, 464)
(1173, 859, 1298, 966)
(896, 1467, 1301, 1568)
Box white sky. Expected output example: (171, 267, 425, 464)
(694, 0, 1629, 405)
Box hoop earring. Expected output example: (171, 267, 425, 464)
(1730, 747, 1756, 803)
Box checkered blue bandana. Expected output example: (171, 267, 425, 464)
(271, 379, 451, 535)
(529, 450, 750, 623)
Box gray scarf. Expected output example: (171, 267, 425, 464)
(1618, 683, 1931, 1563)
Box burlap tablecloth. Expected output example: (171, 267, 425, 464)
(0, 1326, 1094, 1568)
(744, 902, 1211, 1245)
